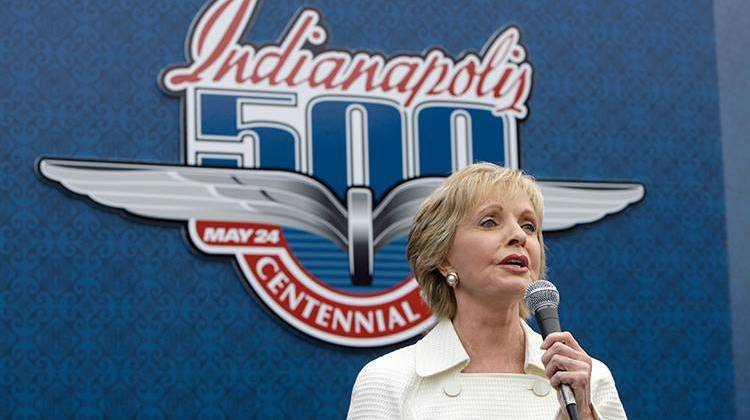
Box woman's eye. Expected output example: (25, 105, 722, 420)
(480, 218, 497, 228)
(522, 222, 536, 233)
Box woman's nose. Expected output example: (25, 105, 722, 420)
(506, 223, 527, 247)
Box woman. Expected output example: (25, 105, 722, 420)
(347, 163, 626, 419)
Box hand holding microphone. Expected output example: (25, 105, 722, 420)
(525, 280, 595, 420)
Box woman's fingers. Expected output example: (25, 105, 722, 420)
(541, 331, 582, 352)
(548, 369, 590, 391)
(541, 340, 591, 365)
(540, 331, 595, 420)
(543, 354, 590, 380)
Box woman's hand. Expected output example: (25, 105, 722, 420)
(540, 331, 595, 420)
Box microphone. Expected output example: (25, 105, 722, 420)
(524, 280, 579, 420)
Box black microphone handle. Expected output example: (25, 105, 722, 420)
(534, 305, 579, 420)
(535, 305, 562, 338)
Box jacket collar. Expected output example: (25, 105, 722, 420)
(414, 317, 546, 377)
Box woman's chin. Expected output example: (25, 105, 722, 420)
(459, 278, 529, 305)
(493, 273, 532, 291)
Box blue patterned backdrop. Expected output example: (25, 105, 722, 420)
(0, 0, 736, 418)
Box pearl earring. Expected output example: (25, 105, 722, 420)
(446, 272, 459, 287)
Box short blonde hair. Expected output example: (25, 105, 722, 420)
(406, 163, 546, 319)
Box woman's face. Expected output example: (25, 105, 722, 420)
(443, 189, 542, 308)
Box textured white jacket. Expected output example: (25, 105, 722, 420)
(347, 318, 626, 419)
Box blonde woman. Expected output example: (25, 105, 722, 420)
(347, 163, 626, 419)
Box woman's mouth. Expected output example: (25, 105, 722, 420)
(498, 254, 529, 273)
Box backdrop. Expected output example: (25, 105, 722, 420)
(0, 0, 740, 418)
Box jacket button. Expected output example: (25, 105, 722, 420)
(443, 378, 461, 397)
(532, 379, 551, 397)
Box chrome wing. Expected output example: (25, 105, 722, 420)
(39, 158, 645, 275)
(538, 181, 644, 230)
(38, 159, 349, 248)
(371, 178, 645, 245)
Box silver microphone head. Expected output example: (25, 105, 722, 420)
(524, 279, 560, 313)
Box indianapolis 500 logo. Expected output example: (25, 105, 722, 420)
(38, 0, 643, 347)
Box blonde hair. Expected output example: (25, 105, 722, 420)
(406, 163, 546, 319)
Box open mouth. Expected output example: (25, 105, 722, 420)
(499, 254, 529, 268)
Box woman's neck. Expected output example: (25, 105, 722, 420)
(452, 303, 526, 374)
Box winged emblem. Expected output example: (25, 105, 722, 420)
(38, 158, 644, 285)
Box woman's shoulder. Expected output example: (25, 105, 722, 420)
(355, 343, 418, 383)
(347, 344, 419, 419)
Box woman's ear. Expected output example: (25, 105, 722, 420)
(437, 261, 452, 277)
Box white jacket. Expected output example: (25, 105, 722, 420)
(347, 318, 626, 419)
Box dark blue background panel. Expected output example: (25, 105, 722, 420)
(0, 0, 735, 418)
